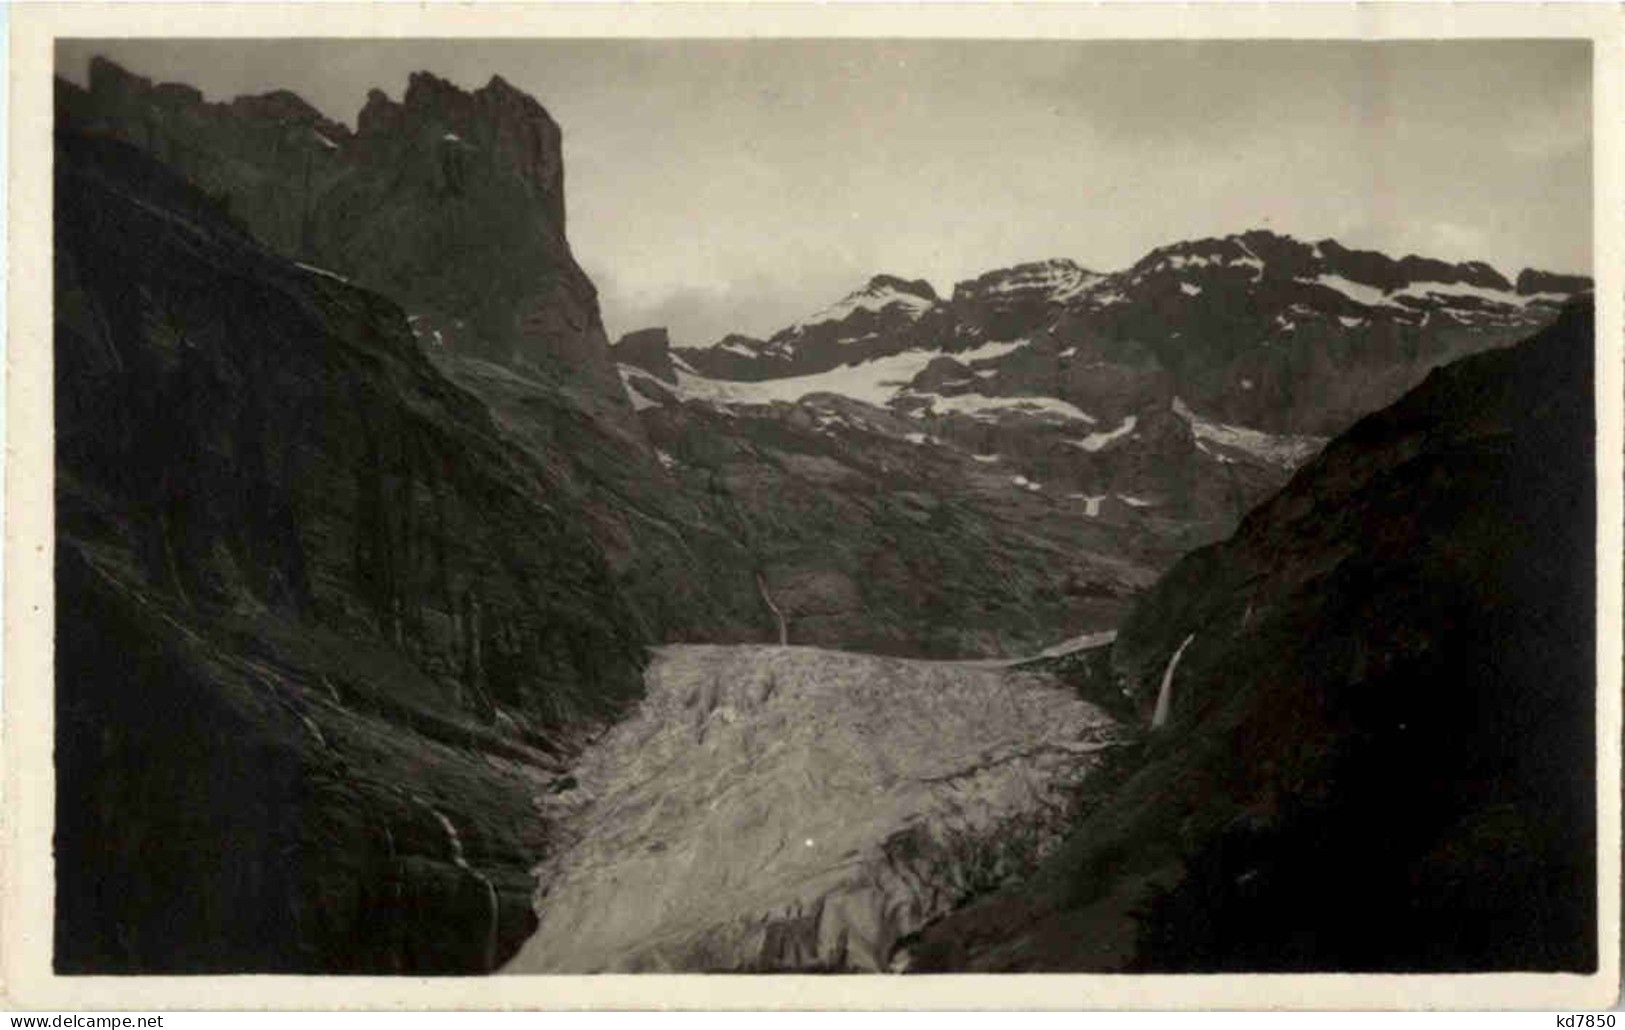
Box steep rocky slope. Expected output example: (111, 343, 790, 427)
(54, 129, 648, 972)
(906, 301, 1597, 972)
(58, 57, 630, 426)
(505, 641, 1131, 973)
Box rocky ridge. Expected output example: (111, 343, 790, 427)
(677, 228, 1589, 437)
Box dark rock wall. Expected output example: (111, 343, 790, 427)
(61, 58, 628, 422)
(54, 131, 647, 972)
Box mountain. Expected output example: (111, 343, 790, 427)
(57, 57, 631, 427)
(679, 230, 1588, 437)
(53, 125, 650, 972)
(904, 300, 1596, 972)
(52, 54, 1596, 979)
(643, 234, 1586, 604)
(677, 274, 951, 381)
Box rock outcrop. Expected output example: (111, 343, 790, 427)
(505, 642, 1130, 972)
(54, 127, 647, 972)
(907, 301, 1597, 972)
(613, 327, 679, 384)
(59, 58, 630, 427)
(1516, 267, 1594, 297)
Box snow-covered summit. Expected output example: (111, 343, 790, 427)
(788, 274, 940, 332)
(953, 258, 1105, 304)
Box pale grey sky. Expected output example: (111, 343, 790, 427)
(59, 40, 1592, 345)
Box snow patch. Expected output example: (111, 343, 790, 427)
(669, 338, 1029, 409)
(1519, 291, 1573, 306)
(295, 261, 350, 284)
(915, 392, 1097, 424)
(1389, 280, 1522, 308)
(1070, 494, 1105, 517)
(1065, 415, 1138, 452)
(1180, 282, 1202, 296)
(618, 367, 666, 411)
(1310, 273, 1390, 307)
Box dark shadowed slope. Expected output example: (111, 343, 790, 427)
(907, 300, 1597, 973)
(54, 129, 649, 972)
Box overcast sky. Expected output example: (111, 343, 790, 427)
(59, 39, 1592, 345)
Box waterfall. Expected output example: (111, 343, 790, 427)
(1151, 633, 1196, 730)
(757, 571, 789, 645)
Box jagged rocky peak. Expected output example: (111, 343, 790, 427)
(1130, 234, 1275, 278)
(357, 69, 565, 225)
(613, 326, 677, 383)
(82, 55, 353, 143)
(62, 55, 630, 404)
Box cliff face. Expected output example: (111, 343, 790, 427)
(54, 129, 648, 972)
(60, 59, 627, 420)
(907, 302, 1596, 972)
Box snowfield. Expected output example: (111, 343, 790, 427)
(625, 340, 1029, 410)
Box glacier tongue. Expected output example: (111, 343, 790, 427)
(505, 644, 1127, 973)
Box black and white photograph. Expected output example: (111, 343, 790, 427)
(6, 3, 1620, 1011)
